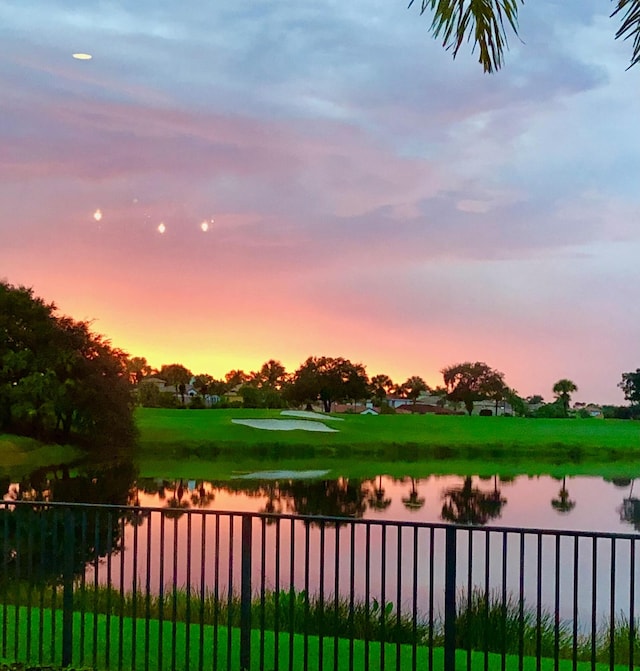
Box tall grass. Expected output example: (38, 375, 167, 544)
(2, 582, 639, 665)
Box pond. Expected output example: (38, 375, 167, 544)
(3, 468, 639, 533)
(3, 465, 639, 629)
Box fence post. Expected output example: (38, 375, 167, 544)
(444, 525, 457, 671)
(62, 508, 75, 667)
(240, 515, 253, 671)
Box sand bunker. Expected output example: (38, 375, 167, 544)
(233, 469, 331, 480)
(231, 418, 338, 432)
(280, 410, 344, 421)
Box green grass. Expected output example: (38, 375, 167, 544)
(134, 408, 640, 480)
(0, 435, 80, 478)
(3, 585, 639, 669)
(1, 593, 636, 671)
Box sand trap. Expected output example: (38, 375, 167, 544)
(231, 418, 339, 432)
(233, 469, 330, 480)
(280, 410, 344, 421)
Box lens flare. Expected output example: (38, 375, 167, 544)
(158, 222, 166, 234)
(72, 53, 92, 60)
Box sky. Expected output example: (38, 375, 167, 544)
(1, 1, 639, 404)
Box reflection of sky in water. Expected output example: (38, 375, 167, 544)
(133, 475, 639, 534)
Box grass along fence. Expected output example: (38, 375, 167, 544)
(1, 501, 639, 670)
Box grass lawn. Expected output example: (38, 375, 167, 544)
(1, 605, 630, 671)
(135, 408, 640, 480)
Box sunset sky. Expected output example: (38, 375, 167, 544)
(1, 1, 639, 403)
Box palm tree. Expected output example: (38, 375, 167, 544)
(407, 0, 640, 72)
(399, 376, 429, 411)
(552, 379, 578, 417)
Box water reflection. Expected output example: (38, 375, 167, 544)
(2, 468, 640, 533)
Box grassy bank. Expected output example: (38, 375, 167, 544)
(0, 435, 80, 478)
(135, 408, 640, 480)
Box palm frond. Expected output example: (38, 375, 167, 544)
(612, 0, 640, 69)
(408, 0, 523, 73)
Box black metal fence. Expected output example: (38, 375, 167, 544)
(1, 500, 638, 670)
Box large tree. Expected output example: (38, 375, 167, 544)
(369, 374, 395, 404)
(250, 359, 288, 390)
(619, 369, 640, 407)
(408, 0, 640, 72)
(0, 281, 135, 448)
(441, 361, 505, 415)
(552, 379, 578, 417)
(287, 356, 369, 412)
(398, 376, 430, 410)
(158, 363, 193, 404)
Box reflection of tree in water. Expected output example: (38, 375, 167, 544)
(402, 477, 425, 512)
(270, 478, 369, 524)
(441, 476, 506, 525)
(164, 480, 190, 519)
(367, 475, 392, 512)
(0, 458, 138, 585)
(618, 480, 640, 531)
(551, 476, 576, 515)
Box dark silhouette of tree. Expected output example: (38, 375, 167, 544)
(407, 0, 640, 72)
(287, 356, 369, 413)
(159, 364, 193, 405)
(127, 356, 152, 384)
(441, 362, 505, 415)
(251, 359, 288, 390)
(398, 376, 430, 411)
(369, 374, 395, 404)
(552, 379, 578, 417)
(619, 369, 640, 409)
(551, 476, 576, 514)
(441, 476, 506, 525)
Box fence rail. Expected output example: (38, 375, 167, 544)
(1, 500, 638, 670)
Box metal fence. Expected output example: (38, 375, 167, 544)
(1, 500, 638, 670)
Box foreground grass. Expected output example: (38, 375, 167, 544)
(135, 408, 640, 479)
(2, 585, 638, 669)
(1, 600, 635, 671)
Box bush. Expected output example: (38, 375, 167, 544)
(158, 392, 179, 409)
(188, 396, 206, 409)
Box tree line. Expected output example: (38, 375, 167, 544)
(134, 354, 640, 419)
(3, 280, 639, 453)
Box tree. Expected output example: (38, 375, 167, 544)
(398, 376, 430, 410)
(369, 374, 395, 404)
(251, 359, 288, 390)
(126, 356, 152, 385)
(193, 373, 214, 398)
(552, 379, 578, 417)
(224, 369, 250, 390)
(287, 356, 369, 412)
(0, 282, 136, 448)
(408, 0, 640, 73)
(441, 361, 505, 415)
(619, 369, 640, 407)
(158, 363, 193, 404)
